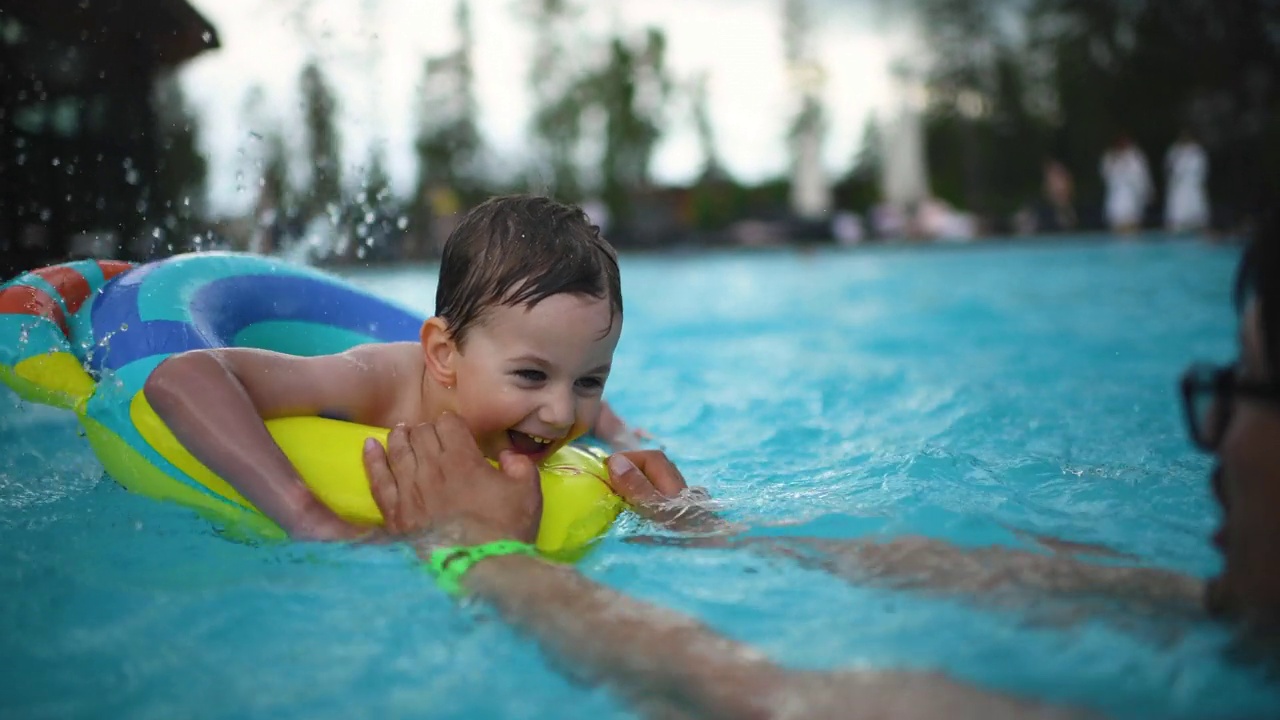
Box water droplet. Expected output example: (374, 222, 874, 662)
(202, 31, 212, 43)
(39, 208, 51, 221)
(50, 157, 60, 166)
(124, 168, 139, 185)
(363, 211, 375, 224)
(151, 227, 161, 238)
(396, 216, 408, 230)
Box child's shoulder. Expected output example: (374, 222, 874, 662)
(340, 341, 421, 369)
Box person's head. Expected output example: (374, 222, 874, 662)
(420, 194, 623, 462)
(1181, 212, 1280, 627)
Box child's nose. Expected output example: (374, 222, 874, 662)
(539, 388, 576, 430)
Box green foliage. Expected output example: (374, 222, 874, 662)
(299, 61, 342, 218)
(259, 130, 291, 211)
(152, 73, 208, 232)
(591, 29, 671, 225)
(413, 0, 482, 208)
(523, 0, 586, 200)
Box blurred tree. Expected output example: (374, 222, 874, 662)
(832, 117, 884, 214)
(783, 0, 831, 220)
(352, 145, 400, 261)
(585, 28, 671, 229)
(299, 60, 343, 220)
(151, 73, 208, 242)
(899, 0, 1280, 230)
(259, 130, 292, 215)
(686, 71, 737, 234)
(359, 146, 392, 209)
(412, 0, 482, 204)
(523, 0, 586, 200)
(689, 72, 725, 182)
(904, 0, 1050, 226)
(1029, 0, 1280, 227)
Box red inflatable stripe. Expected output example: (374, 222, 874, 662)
(0, 284, 69, 336)
(97, 260, 134, 281)
(30, 265, 91, 314)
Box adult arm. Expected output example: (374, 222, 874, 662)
(145, 346, 393, 539)
(604, 457, 1204, 614)
(364, 416, 1091, 720)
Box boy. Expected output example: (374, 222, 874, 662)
(145, 194, 633, 540)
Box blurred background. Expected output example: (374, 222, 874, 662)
(3, 0, 1278, 278)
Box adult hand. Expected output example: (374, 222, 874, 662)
(363, 413, 543, 546)
(605, 450, 732, 534)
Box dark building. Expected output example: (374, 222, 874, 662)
(1, 1, 218, 281)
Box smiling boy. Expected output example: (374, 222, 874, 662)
(145, 195, 626, 540)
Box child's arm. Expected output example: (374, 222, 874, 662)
(144, 347, 391, 540)
(590, 400, 651, 451)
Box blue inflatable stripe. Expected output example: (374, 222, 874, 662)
(90, 266, 423, 375)
(87, 319, 200, 375)
(189, 274, 422, 345)
(232, 321, 386, 358)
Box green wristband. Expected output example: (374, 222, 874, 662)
(425, 539, 539, 596)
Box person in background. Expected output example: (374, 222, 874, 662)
(1043, 157, 1077, 232)
(1164, 130, 1210, 233)
(1100, 135, 1152, 234)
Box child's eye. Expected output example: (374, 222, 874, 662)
(575, 376, 605, 392)
(514, 369, 546, 383)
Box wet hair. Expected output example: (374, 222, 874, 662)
(1234, 210, 1280, 374)
(435, 194, 622, 346)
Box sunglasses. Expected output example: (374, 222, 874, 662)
(1180, 362, 1280, 451)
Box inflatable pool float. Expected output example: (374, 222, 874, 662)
(0, 253, 621, 555)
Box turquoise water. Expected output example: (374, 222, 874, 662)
(2, 239, 1277, 718)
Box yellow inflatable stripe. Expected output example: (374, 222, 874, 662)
(82, 414, 285, 540)
(1, 353, 96, 410)
(127, 392, 622, 554)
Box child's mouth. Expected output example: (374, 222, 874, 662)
(507, 429, 556, 459)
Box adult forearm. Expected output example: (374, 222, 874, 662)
(774, 535, 1204, 610)
(460, 553, 787, 720)
(144, 352, 359, 539)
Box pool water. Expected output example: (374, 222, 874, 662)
(3, 238, 1277, 719)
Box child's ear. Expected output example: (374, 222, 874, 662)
(420, 317, 457, 387)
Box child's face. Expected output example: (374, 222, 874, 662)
(448, 293, 621, 463)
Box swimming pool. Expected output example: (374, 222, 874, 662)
(2, 238, 1275, 719)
